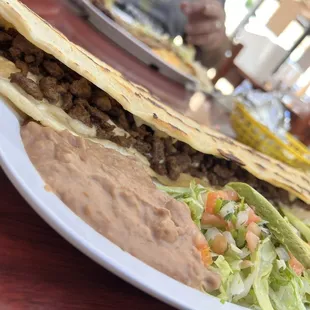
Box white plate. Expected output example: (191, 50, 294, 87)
(0, 98, 245, 310)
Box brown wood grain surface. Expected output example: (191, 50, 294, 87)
(0, 0, 183, 309)
(0, 169, 174, 310)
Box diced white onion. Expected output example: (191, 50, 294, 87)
(260, 227, 270, 235)
(230, 273, 245, 296)
(205, 227, 221, 241)
(223, 231, 236, 245)
(275, 247, 290, 261)
(276, 259, 287, 270)
(240, 247, 251, 259)
(219, 201, 236, 218)
(230, 244, 243, 256)
(236, 211, 249, 228)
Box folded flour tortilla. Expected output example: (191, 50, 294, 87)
(0, 0, 309, 209)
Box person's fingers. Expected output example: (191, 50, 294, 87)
(181, 0, 224, 19)
(187, 32, 223, 49)
(186, 20, 223, 36)
(180, 1, 189, 13)
(180, 1, 206, 15)
(181, 0, 226, 49)
(203, 1, 225, 18)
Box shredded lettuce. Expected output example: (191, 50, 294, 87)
(281, 207, 310, 243)
(157, 182, 206, 227)
(252, 238, 276, 310)
(302, 271, 310, 297)
(230, 259, 243, 272)
(214, 255, 234, 302)
(231, 273, 245, 296)
(214, 255, 250, 303)
(225, 244, 244, 259)
(234, 271, 256, 302)
(158, 181, 310, 310)
(276, 259, 286, 271)
(214, 255, 232, 283)
(269, 265, 307, 310)
(235, 226, 247, 248)
(219, 201, 236, 219)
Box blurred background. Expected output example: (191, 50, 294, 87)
(209, 0, 310, 150)
(214, 0, 310, 98)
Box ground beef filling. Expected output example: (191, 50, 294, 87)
(0, 28, 307, 209)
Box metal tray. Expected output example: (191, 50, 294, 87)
(74, 0, 197, 87)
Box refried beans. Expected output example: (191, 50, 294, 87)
(21, 122, 220, 292)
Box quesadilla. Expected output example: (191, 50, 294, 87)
(1, 1, 310, 308)
(0, 0, 308, 205)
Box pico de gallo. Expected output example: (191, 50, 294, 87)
(157, 181, 310, 310)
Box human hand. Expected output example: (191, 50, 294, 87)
(181, 0, 226, 51)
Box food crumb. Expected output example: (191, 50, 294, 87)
(44, 184, 53, 192)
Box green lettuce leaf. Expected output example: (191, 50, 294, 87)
(269, 265, 306, 310)
(229, 182, 310, 269)
(214, 256, 248, 303)
(281, 207, 310, 243)
(159, 181, 310, 309)
(214, 255, 233, 302)
(252, 238, 276, 310)
(156, 181, 206, 227)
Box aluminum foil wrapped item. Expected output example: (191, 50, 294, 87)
(234, 82, 291, 143)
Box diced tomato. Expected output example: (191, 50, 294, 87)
(247, 222, 261, 237)
(210, 234, 228, 255)
(246, 230, 260, 253)
(200, 244, 213, 267)
(193, 233, 213, 267)
(201, 213, 226, 228)
(224, 190, 239, 201)
(247, 208, 261, 225)
(226, 221, 234, 231)
(205, 190, 238, 214)
(289, 254, 305, 276)
(205, 192, 224, 214)
(194, 232, 208, 250)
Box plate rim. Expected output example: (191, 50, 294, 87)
(0, 99, 245, 310)
(77, 0, 197, 87)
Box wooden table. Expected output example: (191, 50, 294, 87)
(0, 170, 173, 310)
(0, 0, 185, 308)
